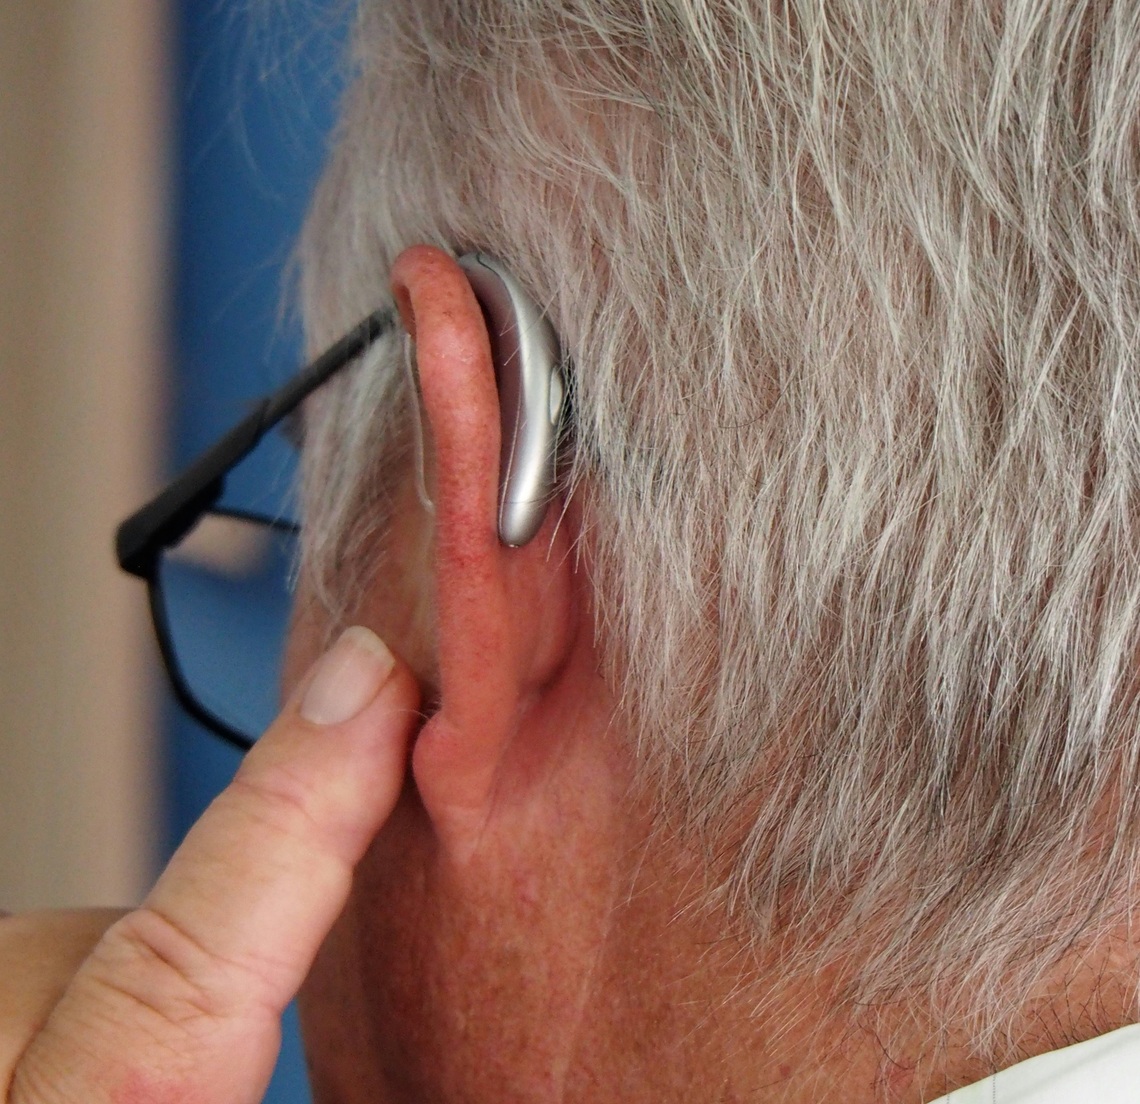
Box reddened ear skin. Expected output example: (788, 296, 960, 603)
(389, 246, 576, 863)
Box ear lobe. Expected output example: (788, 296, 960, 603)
(389, 245, 576, 861)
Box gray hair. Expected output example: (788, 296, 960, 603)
(298, 0, 1140, 1050)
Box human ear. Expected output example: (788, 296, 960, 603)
(389, 244, 577, 862)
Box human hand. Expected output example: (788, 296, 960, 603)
(0, 626, 418, 1103)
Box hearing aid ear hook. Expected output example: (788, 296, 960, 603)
(457, 252, 567, 548)
(402, 330, 436, 519)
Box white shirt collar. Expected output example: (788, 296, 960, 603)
(926, 1022, 1140, 1102)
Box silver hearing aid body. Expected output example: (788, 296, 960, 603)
(458, 252, 567, 547)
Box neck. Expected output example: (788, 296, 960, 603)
(559, 786, 1140, 1104)
(298, 689, 1139, 1104)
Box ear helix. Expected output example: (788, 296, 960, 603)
(456, 253, 567, 548)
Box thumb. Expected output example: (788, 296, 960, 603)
(10, 626, 419, 1104)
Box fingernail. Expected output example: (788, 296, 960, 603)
(300, 627, 395, 725)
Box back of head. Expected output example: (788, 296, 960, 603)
(299, 0, 1140, 1048)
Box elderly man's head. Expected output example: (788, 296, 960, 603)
(288, 1, 1140, 1099)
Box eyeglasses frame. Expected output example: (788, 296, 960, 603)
(116, 306, 397, 751)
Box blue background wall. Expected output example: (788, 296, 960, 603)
(168, 4, 348, 1100)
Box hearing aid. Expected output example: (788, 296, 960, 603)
(457, 252, 567, 548)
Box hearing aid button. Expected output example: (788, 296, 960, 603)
(549, 370, 565, 426)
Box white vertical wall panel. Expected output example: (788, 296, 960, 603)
(0, 2, 166, 908)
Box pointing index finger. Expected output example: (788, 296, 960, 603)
(12, 627, 419, 1104)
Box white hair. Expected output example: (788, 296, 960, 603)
(297, 0, 1140, 1052)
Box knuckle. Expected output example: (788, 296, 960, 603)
(227, 762, 334, 851)
(87, 906, 246, 1033)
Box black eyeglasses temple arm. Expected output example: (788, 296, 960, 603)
(116, 306, 397, 578)
(116, 401, 272, 577)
